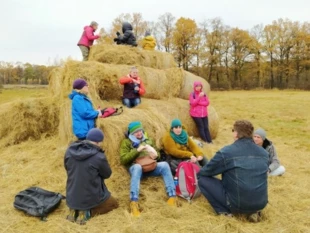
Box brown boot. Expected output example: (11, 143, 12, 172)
(167, 197, 177, 207)
(130, 201, 141, 217)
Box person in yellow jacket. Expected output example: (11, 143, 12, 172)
(162, 119, 208, 175)
(141, 31, 156, 50)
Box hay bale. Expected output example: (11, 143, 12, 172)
(88, 44, 177, 69)
(48, 67, 64, 96)
(0, 98, 59, 147)
(179, 70, 211, 99)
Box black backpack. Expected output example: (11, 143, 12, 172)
(14, 187, 65, 220)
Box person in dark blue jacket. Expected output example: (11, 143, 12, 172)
(69, 78, 102, 140)
(113, 22, 137, 46)
(65, 128, 118, 225)
(198, 120, 269, 222)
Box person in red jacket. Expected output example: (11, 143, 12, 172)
(189, 81, 212, 143)
(77, 21, 101, 61)
(119, 67, 146, 108)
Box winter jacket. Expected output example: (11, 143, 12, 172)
(77, 26, 100, 48)
(120, 134, 160, 168)
(142, 36, 156, 50)
(119, 75, 145, 99)
(64, 141, 111, 210)
(162, 128, 204, 159)
(115, 22, 137, 46)
(262, 138, 281, 172)
(198, 138, 269, 214)
(69, 90, 99, 139)
(189, 81, 210, 118)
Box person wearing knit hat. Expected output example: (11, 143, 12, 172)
(69, 78, 102, 140)
(64, 128, 118, 225)
(254, 128, 285, 176)
(162, 118, 208, 175)
(77, 21, 101, 61)
(142, 30, 156, 50)
(120, 121, 177, 217)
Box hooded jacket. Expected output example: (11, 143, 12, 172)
(262, 138, 281, 172)
(116, 22, 137, 46)
(77, 25, 100, 47)
(68, 90, 99, 139)
(142, 35, 156, 50)
(189, 81, 210, 118)
(64, 141, 111, 210)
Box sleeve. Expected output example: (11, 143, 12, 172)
(138, 79, 146, 95)
(119, 76, 133, 85)
(188, 138, 204, 156)
(119, 31, 131, 42)
(96, 152, 112, 179)
(197, 150, 226, 178)
(198, 95, 210, 107)
(189, 93, 200, 107)
(162, 133, 193, 159)
(120, 139, 140, 166)
(85, 27, 100, 41)
(267, 144, 280, 172)
(72, 96, 99, 119)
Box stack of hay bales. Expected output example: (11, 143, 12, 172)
(48, 44, 219, 165)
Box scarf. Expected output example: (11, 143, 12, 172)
(170, 129, 188, 145)
(129, 133, 147, 148)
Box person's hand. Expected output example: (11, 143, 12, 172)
(197, 156, 203, 161)
(97, 110, 102, 117)
(149, 153, 158, 160)
(134, 86, 140, 92)
(199, 92, 205, 97)
(137, 145, 146, 152)
(116, 31, 120, 36)
(113, 38, 118, 42)
(132, 79, 140, 84)
(190, 155, 197, 163)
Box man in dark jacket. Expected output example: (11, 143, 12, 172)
(114, 22, 137, 46)
(198, 120, 269, 222)
(64, 128, 118, 225)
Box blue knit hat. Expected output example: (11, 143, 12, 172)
(86, 128, 104, 142)
(171, 119, 182, 128)
(128, 121, 143, 134)
(73, 78, 88, 90)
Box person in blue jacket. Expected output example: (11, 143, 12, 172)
(69, 78, 102, 140)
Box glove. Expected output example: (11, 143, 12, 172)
(113, 38, 118, 42)
(116, 31, 120, 36)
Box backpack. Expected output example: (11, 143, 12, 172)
(175, 161, 201, 202)
(14, 187, 65, 221)
(100, 106, 123, 118)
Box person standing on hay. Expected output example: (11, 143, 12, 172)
(253, 128, 286, 176)
(198, 120, 269, 222)
(120, 121, 177, 217)
(69, 78, 102, 140)
(141, 30, 156, 50)
(162, 119, 208, 175)
(119, 66, 145, 108)
(189, 81, 212, 144)
(77, 21, 101, 61)
(65, 128, 119, 225)
(113, 22, 137, 46)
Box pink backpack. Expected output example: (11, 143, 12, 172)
(175, 161, 201, 202)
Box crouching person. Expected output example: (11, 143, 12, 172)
(120, 121, 177, 217)
(64, 128, 118, 225)
(198, 120, 269, 222)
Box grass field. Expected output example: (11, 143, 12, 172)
(0, 89, 309, 233)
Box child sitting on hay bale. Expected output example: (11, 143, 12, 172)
(113, 22, 137, 47)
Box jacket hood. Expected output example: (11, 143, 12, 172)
(144, 36, 153, 41)
(84, 25, 95, 31)
(262, 138, 272, 149)
(66, 141, 102, 161)
(122, 22, 133, 33)
(68, 90, 80, 100)
(193, 81, 203, 89)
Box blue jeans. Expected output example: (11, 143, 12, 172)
(123, 98, 141, 108)
(129, 162, 176, 201)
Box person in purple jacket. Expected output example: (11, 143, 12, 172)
(189, 81, 212, 144)
(77, 21, 101, 61)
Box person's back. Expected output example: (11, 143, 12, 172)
(142, 31, 156, 50)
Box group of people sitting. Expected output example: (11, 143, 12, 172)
(65, 73, 285, 225)
(77, 21, 156, 61)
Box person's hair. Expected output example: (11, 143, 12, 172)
(130, 66, 138, 72)
(90, 21, 98, 27)
(233, 120, 254, 139)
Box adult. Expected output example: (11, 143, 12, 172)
(141, 31, 156, 50)
(77, 21, 101, 61)
(113, 22, 137, 46)
(120, 121, 177, 217)
(65, 128, 118, 225)
(189, 81, 212, 143)
(253, 128, 285, 176)
(162, 119, 208, 175)
(119, 67, 145, 108)
(198, 120, 269, 222)
(69, 78, 102, 140)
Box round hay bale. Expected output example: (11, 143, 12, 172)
(88, 44, 177, 69)
(48, 67, 64, 97)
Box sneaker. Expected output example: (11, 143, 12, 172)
(130, 201, 141, 217)
(167, 197, 177, 207)
(66, 209, 78, 222)
(75, 210, 91, 225)
(247, 211, 262, 223)
(218, 212, 233, 218)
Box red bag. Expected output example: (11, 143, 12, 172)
(100, 106, 123, 118)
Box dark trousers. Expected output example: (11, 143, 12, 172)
(91, 196, 119, 217)
(192, 116, 212, 143)
(198, 176, 231, 214)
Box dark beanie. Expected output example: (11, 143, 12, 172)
(86, 128, 104, 142)
(73, 78, 87, 90)
(145, 31, 151, 37)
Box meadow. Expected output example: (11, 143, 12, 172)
(0, 89, 309, 233)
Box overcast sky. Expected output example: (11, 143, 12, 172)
(1, 0, 309, 65)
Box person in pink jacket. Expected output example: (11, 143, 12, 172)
(77, 21, 101, 61)
(189, 81, 212, 143)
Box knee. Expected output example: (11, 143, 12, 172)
(123, 99, 131, 108)
(158, 162, 170, 172)
(130, 164, 143, 175)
